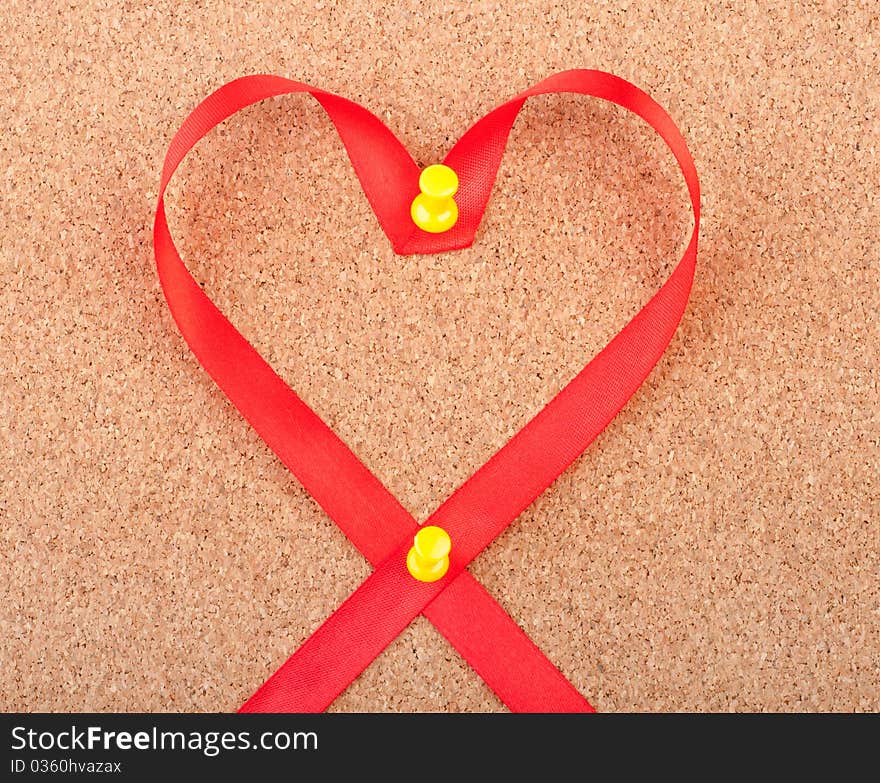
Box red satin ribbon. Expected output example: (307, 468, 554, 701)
(154, 70, 700, 713)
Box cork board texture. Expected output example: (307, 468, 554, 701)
(1, 1, 878, 712)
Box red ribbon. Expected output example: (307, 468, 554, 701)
(154, 70, 700, 712)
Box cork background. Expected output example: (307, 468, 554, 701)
(2, 1, 878, 712)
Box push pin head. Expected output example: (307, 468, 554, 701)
(410, 164, 459, 233)
(406, 525, 451, 582)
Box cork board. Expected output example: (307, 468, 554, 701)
(1, 1, 877, 712)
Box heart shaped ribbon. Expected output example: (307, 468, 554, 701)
(154, 70, 700, 712)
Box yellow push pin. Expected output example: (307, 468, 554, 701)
(406, 525, 452, 582)
(410, 164, 459, 233)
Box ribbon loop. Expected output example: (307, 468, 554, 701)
(154, 70, 699, 713)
